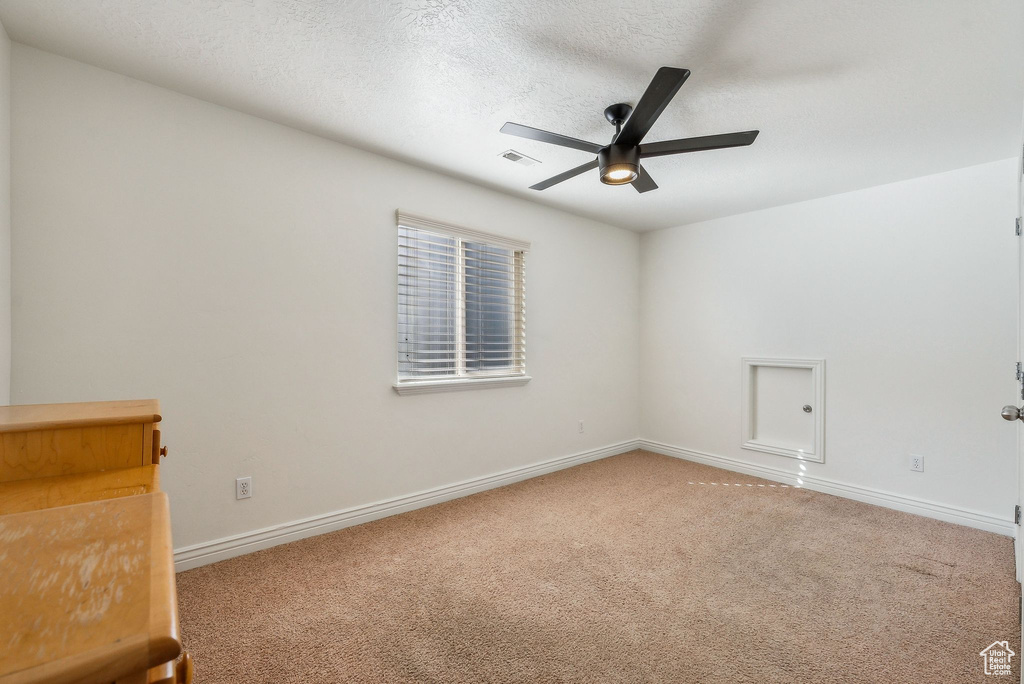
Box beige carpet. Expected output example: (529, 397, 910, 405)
(177, 450, 1019, 683)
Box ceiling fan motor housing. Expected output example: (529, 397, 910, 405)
(598, 145, 640, 185)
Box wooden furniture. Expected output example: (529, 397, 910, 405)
(0, 465, 159, 516)
(0, 399, 165, 483)
(0, 401, 189, 684)
(0, 494, 180, 684)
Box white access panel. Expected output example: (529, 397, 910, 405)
(741, 358, 825, 462)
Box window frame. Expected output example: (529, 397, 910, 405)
(393, 211, 531, 395)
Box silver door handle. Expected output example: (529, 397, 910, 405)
(1002, 405, 1023, 421)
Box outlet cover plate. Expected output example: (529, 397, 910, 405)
(236, 476, 252, 499)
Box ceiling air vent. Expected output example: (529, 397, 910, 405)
(499, 149, 540, 167)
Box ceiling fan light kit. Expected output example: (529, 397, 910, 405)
(500, 66, 759, 194)
(598, 145, 639, 185)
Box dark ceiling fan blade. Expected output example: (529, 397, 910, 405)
(614, 67, 690, 147)
(640, 131, 759, 158)
(501, 122, 603, 154)
(529, 159, 599, 191)
(632, 165, 658, 193)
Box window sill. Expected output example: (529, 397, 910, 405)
(393, 375, 532, 396)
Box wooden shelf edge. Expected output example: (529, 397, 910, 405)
(0, 400, 162, 433)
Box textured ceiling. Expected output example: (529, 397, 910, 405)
(1, 0, 1022, 231)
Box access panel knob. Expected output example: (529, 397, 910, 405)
(160, 445, 168, 458)
(1001, 405, 1022, 422)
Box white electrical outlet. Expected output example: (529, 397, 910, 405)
(909, 455, 924, 472)
(236, 476, 252, 499)
(578, 420, 584, 434)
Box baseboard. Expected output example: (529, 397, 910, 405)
(175, 438, 1011, 571)
(639, 439, 1015, 537)
(174, 439, 641, 571)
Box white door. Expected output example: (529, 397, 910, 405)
(1014, 147, 1024, 682)
(994, 146, 1024, 681)
(999, 137, 1024, 585)
(752, 365, 816, 452)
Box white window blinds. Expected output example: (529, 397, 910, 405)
(397, 213, 528, 383)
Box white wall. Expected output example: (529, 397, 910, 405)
(0, 20, 11, 404)
(10, 45, 641, 551)
(10, 39, 1018, 557)
(640, 158, 1019, 523)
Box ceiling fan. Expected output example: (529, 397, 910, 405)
(500, 67, 759, 193)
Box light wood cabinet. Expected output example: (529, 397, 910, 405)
(0, 400, 190, 684)
(0, 399, 165, 483)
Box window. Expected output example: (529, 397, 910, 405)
(394, 212, 529, 394)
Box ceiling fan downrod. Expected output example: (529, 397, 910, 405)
(604, 103, 633, 139)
